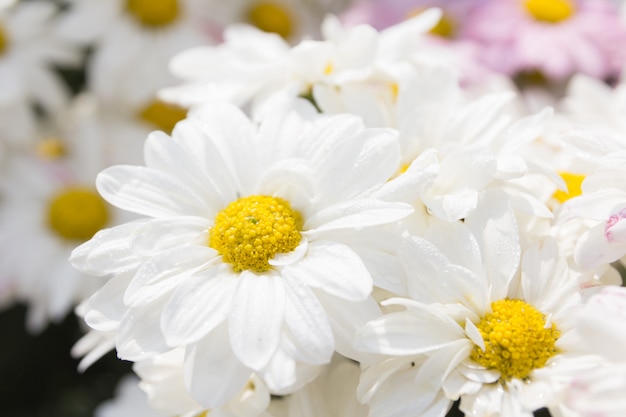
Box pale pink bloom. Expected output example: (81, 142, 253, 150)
(462, 0, 626, 80)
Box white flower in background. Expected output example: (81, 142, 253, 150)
(159, 9, 441, 114)
(0, 95, 136, 332)
(564, 285, 626, 417)
(202, 0, 337, 42)
(267, 354, 367, 417)
(56, 0, 213, 112)
(95, 374, 168, 417)
(0, 0, 81, 149)
(70, 102, 413, 407)
(134, 348, 272, 417)
(355, 224, 602, 417)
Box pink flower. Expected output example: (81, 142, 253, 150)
(461, 0, 626, 80)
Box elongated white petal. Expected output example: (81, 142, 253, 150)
(229, 272, 286, 370)
(161, 265, 238, 346)
(281, 240, 372, 301)
(185, 324, 252, 408)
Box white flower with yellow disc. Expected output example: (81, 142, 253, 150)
(0, 0, 81, 149)
(70, 101, 413, 407)
(355, 222, 602, 417)
(56, 0, 212, 113)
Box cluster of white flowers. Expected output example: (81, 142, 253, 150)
(3, 0, 626, 416)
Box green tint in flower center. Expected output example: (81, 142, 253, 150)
(209, 195, 303, 273)
(47, 187, 110, 241)
(524, 0, 574, 23)
(469, 299, 560, 380)
(126, 0, 180, 27)
(246, 1, 293, 39)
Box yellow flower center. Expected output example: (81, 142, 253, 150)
(36, 137, 66, 160)
(209, 195, 303, 273)
(47, 187, 110, 241)
(469, 299, 560, 381)
(126, 0, 180, 27)
(552, 172, 585, 204)
(524, 0, 575, 23)
(138, 99, 187, 133)
(0, 23, 8, 55)
(246, 1, 293, 39)
(407, 8, 456, 38)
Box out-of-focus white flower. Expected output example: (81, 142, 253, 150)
(0, 94, 136, 332)
(564, 285, 626, 417)
(268, 355, 367, 417)
(70, 102, 413, 407)
(56, 0, 214, 112)
(0, 0, 81, 149)
(159, 10, 442, 114)
(95, 375, 169, 417)
(135, 348, 273, 417)
(355, 228, 602, 417)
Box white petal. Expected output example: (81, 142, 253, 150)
(282, 277, 334, 364)
(161, 265, 238, 346)
(355, 310, 464, 356)
(116, 303, 170, 361)
(130, 217, 211, 256)
(84, 272, 131, 331)
(229, 272, 286, 370)
(124, 246, 215, 307)
(185, 324, 252, 408)
(70, 222, 145, 276)
(96, 165, 209, 218)
(281, 240, 372, 301)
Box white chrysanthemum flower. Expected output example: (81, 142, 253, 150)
(0, 96, 137, 332)
(134, 348, 272, 417)
(0, 0, 80, 149)
(159, 10, 441, 113)
(70, 102, 413, 407)
(355, 224, 602, 417)
(267, 354, 367, 417)
(56, 0, 213, 111)
(564, 285, 626, 417)
(96, 375, 168, 417)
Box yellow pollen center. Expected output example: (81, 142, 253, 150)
(126, 0, 180, 27)
(524, 0, 575, 23)
(552, 172, 585, 204)
(209, 195, 303, 273)
(47, 187, 110, 241)
(36, 137, 66, 160)
(469, 299, 560, 381)
(407, 8, 456, 38)
(138, 99, 187, 133)
(247, 2, 293, 39)
(0, 23, 8, 55)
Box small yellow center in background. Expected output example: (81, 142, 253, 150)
(470, 299, 560, 381)
(47, 187, 110, 241)
(524, 0, 574, 23)
(209, 195, 303, 273)
(139, 99, 187, 133)
(407, 8, 456, 38)
(552, 172, 585, 204)
(126, 0, 180, 27)
(247, 1, 293, 39)
(0, 23, 8, 55)
(36, 137, 66, 161)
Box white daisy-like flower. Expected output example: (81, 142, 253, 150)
(0, 0, 81, 149)
(134, 348, 272, 417)
(159, 9, 441, 114)
(355, 222, 602, 417)
(56, 0, 213, 111)
(267, 354, 368, 417)
(96, 375, 168, 417)
(70, 101, 413, 407)
(0, 96, 136, 332)
(564, 285, 626, 417)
